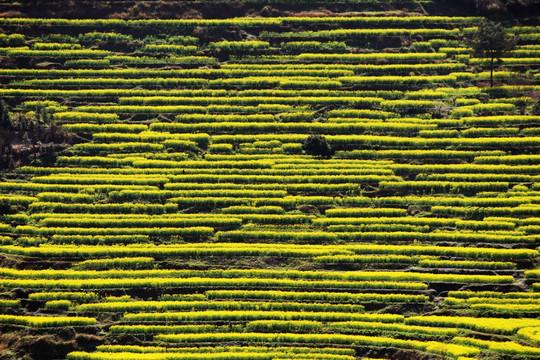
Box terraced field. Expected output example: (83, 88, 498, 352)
(0, 1, 539, 359)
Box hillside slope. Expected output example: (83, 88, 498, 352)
(0, 1, 539, 360)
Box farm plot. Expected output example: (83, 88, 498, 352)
(0, 2, 539, 360)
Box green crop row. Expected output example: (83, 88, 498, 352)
(0, 242, 534, 260)
(152, 332, 479, 358)
(75, 300, 365, 313)
(37, 217, 242, 230)
(406, 316, 540, 335)
(29, 202, 178, 214)
(15, 225, 214, 237)
(148, 121, 435, 135)
(0, 315, 96, 327)
(204, 290, 428, 304)
(0, 267, 514, 284)
(0, 277, 428, 291)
